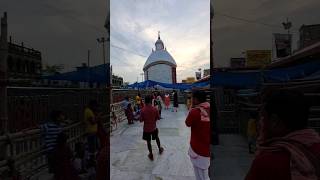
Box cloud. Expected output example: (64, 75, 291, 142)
(111, 0, 210, 83)
(0, 0, 106, 71)
(213, 0, 320, 67)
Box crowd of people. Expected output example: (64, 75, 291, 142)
(118, 90, 180, 162)
(121, 90, 211, 180)
(38, 88, 320, 180)
(121, 90, 180, 126)
(40, 100, 108, 180)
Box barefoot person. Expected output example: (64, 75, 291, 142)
(186, 90, 210, 180)
(140, 95, 164, 161)
(164, 93, 170, 110)
(156, 92, 163, 119)
(245, 90, 320, 180)
(173, 90, 178, 112)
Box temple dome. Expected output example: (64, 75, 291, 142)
(143, 32, 177, 70)
(143, 49, 177, 70)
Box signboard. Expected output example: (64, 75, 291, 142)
(273, 33, 292, 58)
(230, 58, 245, 68)
(246, 50, 271, 68)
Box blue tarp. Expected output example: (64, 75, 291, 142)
(128, 80, 195, 90)
(263, 61, 320, 83)
(127, 80, 210, 90)
(43, 64, 109, 83)
(44, 60, 320, 89)
(212, 71, 261, 88)
(210, 60, 320, 88)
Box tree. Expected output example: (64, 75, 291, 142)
(42, 64, 64, 75)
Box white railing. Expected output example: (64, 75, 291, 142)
(0, 118, 110, 179)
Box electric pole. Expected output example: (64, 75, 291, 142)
(282, 18, 292, 55)
(87, 49, 90, 86)
(87, 49, 90, 67)
(97, 37, 107, 66)
(140, 73, 144, 82)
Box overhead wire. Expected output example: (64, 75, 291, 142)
(214, 11, 299, 32)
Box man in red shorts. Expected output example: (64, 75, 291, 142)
(140, 95, 164, 161)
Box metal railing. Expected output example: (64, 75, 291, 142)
(3, 87, 107, 134)
(0, 87, 109, 179)
(0, 122, 87, 179)
(0, 87, 186, 178)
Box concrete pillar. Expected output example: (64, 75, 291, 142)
(0, 12, 8, 134)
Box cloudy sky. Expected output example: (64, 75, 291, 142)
(213, 0, 320, 67)
(1, 0, 319, 83)
(0, 0, 106, 71)
(111, 0, 210, 83)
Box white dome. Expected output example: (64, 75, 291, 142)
(143, 49, 177, 70)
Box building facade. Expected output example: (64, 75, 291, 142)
(203, 69, 210, 77)
(1, 16, 41, 85)
(7, 39, 42, 85)
(182, 77, 196, 83)
(112, 75, 123, 88)
(143, 33, 177, 84)
(230, 58, 245, 68)
(299, 24, 320, 49)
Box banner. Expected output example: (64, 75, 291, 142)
(274, 33, 292, 58)
(246, 50, 271, 68)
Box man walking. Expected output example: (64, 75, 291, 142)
(185, 90, 210, 180)
(140, 95, 164, 161)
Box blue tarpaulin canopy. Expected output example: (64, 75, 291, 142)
(128, 80, 210, 90)
(211, 60, 320, 88)
(43, 64, 109, 83)
(263, 60, 320, 82)
(212, 71, 261, 88)
(44, 60, 319, 89)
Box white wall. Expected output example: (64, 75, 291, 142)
(145, 64, 173, 83)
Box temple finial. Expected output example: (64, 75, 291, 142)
(158, 31, 160, 39)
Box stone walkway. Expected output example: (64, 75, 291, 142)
(210, 134, 254, 180)
(34, 105, 254, 180)
(110, 105, 196, 180)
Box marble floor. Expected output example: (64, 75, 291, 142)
(210, 134, 254, 180)
(110, 105, 196, 180)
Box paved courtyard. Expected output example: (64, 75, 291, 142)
(111, 104, 254, 180)
(210, 134, 254, 180)
(110, 105, 195, 180)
